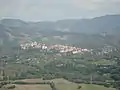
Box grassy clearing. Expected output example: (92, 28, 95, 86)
(14, 84, 115, 90)
(89, 59, 115, 65)
(13, 78, 115, 90)
(79, 84, 114, 90)
(14, 85, 51, 90)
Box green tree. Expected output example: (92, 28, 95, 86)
(109, 59, 120, 90)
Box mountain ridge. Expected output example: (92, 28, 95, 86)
(0, 14, 120, 47)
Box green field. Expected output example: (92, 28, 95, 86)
(89, 59, 116, 65)
(56, 84, 115, 90)
(13, 84, 115, 90)
(12, 79, 115, 90)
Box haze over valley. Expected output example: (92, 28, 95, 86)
(0, 0, 120, 90)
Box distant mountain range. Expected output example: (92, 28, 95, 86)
(0, 15, 120, 48)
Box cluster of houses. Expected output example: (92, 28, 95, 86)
(20, 42, 90, 54)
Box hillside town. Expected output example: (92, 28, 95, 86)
(20, 41, 90, 54)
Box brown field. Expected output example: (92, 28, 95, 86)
(15, 78, 44, 83)
(16, 78, 72, 84)
(14, 85, 51, 90)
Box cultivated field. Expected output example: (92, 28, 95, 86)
(12, 78, 115, 90)
(14, 85, 51, 90)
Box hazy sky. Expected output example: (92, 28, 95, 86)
(0, 0, 120, 21)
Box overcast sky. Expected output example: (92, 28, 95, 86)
(0, 0, 120, 21)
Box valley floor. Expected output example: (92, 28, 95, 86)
(13, 84, 115, 90)
(1, 78, 114, 90)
